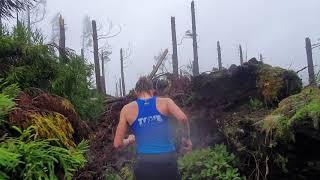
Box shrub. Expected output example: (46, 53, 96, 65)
(0, 33, 58, 90)
(0, 25, 104, 121)
(178, 144, 244, 180)
(51, 55, 104, 120)
(0, 127, 88, 180)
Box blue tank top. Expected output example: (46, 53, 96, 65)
(130, 96, 175, 154)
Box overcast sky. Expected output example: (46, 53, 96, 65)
(38, 0, 320, 95)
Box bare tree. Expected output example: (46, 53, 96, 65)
(119, 45, 132, 96)
(120, 48, 127, 96)
(115, 80, 119, 97)
(81, 17, 121, 92)
(239, 44, 243, 65)
(50, 13, 60, 44)
(25, 0, 46, 31)
(59, 15, 66, 62)
(191, 0, 199, 76)
(217, 41, 222, 70)
(100, 50, 111, 94)
(119, 77, 123, 97)
(305, 37, 316, 86)
(81, 15, 92, 53)
(92, 20, 102, 92)
(259, 54, 263, 62)
(245, 46, 248, 62)
(100, 51, 106, 94)
(0, 0, 35, 20)
(81, 49, 84, 59)
(50, 13, 67, 61)
(171, 16, 179, 76)
(81, 16, 121, 53)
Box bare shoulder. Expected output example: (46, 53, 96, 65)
(121, 101, 138, 124)
(156, 97, 172, 105)
(122, 101, 137, 112)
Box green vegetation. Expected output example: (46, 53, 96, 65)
(0, 88, 88, 179)
(257, 65, 284, 103)
(51, 54, 104, 120)
(0, 24, 104, 121)
(1, 25, 58, 90)
(261, 87, 320, 142)
(31, 112, 76, 149)
(0, 94, 15, 118)
(0, 24, 102, 179)
(178, 144, 244, 180)
(0, 127, 88, 180)
(249, 97, 263, 110)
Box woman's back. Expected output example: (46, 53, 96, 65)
(130, 96, 175, 154)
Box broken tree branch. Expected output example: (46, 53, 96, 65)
(148, 49, 169, 79)
(296, 65, 318, 74)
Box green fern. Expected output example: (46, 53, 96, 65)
(0, 147, 21, 170)
(0, 93, 15, 118)
(0, 127, 88, 180)
(31, 112, 76, 149)
(1, 83, 21, 98)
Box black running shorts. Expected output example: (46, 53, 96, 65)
(134, 152, 181, 180)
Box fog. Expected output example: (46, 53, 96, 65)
(39, 0, 320, 95)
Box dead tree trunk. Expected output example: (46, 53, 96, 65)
(119, 78, 123, 97)
(217, 41, 222, 70)
(0, 1, 2, 35)
(27, 7, 31, 32)
(245, 48, 248, 62)
(120, 48, 126, 96)
(305, 37, 316, 86)
(59, 15, 67, 63)
(100, 51, 106, 94)
(81, 49, 84, 59)
(0, 15, 2, 36)
(259, 54, 263, 62)
(191, 1, 199, 76)
(16, 9, 19, 27)
(171, 16, 179, 76)
(92, 20, 102, 92)
(239, 44, 243, 65)
(115, 81, 119, 97)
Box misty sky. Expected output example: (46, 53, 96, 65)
(38, 0, 320, 95)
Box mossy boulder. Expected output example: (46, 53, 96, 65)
(256, 87, 320, 179)
(257, 64, 302, 104)
(261, 87, 320, 142)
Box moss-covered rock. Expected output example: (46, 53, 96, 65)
(261, 87, 320, 142)
(257, 64, 302, 104)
